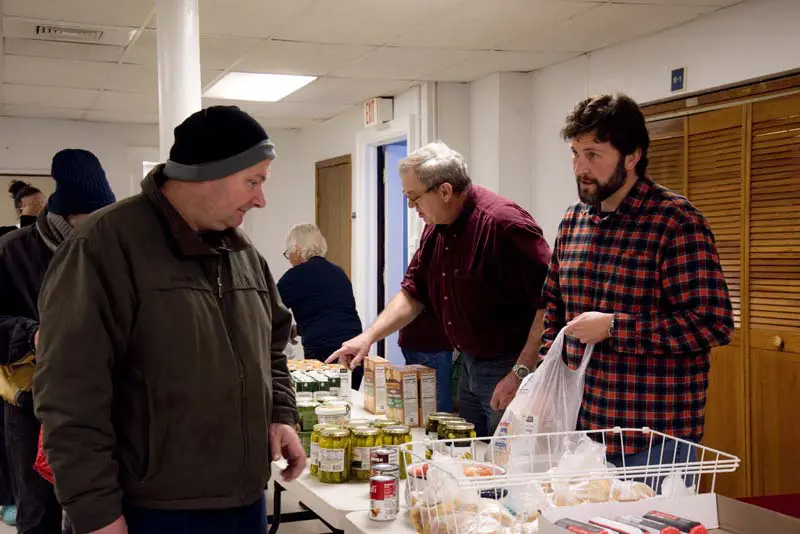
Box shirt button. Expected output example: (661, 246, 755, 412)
(445, 247, 449, 251)
(444, 296, 448, 300)
(454, 269, 459, 275)
(448, 321, 452, 326)
(442, 272, 446, 277)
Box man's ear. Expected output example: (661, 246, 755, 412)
(439, 182, 453, 201)
(625, 148, 642, 171)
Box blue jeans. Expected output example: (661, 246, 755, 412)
(402, 349, 454, 413)
(124, 494, 266, 534)
(458, 354, 515, 437)
(607, 439, 697, 493)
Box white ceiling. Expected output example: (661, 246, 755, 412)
(0, 0, 746, 129)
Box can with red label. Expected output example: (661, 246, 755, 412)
(370, 462, 400, 479)
(370, 448, 398, 469)
(369, 474, 399, 521)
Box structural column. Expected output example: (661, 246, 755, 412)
(156, 0, 202, 161)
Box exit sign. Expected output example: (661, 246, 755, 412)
(671, 67, 686, 92)
(363, 97, 393, 128)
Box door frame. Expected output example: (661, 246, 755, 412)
(315, 154, 353, 277)
(352, 114, 418, 349)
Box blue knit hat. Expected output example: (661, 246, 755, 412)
(48, 149, 116, 216)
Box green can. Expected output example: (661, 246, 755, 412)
(297, 401, 320, 432)
(318, 427, 351, 484)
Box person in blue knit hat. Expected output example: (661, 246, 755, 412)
(0, 148, 115, 534)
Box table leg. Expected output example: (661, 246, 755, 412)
(267, 481, 284, 534)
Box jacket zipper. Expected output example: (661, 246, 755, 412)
(217, 257, 249, 474)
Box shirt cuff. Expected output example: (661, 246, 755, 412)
(65, 491, 123, 534)
(272, 406, 299, 427)
(613, 312, 644, 355)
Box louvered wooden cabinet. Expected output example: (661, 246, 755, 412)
(646, 92, 800, 498)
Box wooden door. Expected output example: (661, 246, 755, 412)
(647, 117, 686, 196)
(686, 106, 749, 498)
(748, 93, 800, 496)
(316, 155, 352, 278)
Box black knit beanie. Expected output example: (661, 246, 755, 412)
(48, 149, 116, 216)
(164, 106, 276, 182)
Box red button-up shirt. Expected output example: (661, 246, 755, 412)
(401, 186, 552, 359)
(398, 308, 452, 353)
(541, 177, 733, 454)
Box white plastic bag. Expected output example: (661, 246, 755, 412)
(488, 327, 593, 472)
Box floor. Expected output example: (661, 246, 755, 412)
(0, 480, 332, 534)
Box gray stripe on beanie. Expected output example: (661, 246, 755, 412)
(164, 139, 276, 182)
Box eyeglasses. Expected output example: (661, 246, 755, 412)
(282, 250, 290, 259)
(405, 184, 440, 206)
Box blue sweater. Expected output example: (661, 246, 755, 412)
(277, 257, 362, 355)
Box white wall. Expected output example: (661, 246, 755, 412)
(436, 82, 471, 162)
(530, 0, 800, 243)
(0, 116, 158, 198)
(469, 74, 501, 191)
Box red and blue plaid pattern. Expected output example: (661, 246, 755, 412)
(540, 177, 733, 454)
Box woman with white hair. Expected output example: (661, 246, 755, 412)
(277, 223, 363, 389)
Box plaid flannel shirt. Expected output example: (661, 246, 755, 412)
(540, 177, 734, 454)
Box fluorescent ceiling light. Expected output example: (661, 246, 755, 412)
(204, 72, 316, 102)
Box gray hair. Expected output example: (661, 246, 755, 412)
(398, 141, 471, 193)
(286, 223, 328, 261)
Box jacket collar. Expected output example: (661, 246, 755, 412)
(141, 165, 251, 257)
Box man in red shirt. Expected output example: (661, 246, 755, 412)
(329, 141, 551, 436)
(545, 94, 733, 467)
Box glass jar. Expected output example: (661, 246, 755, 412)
(371, 419, 399, 431)
(445, 422, 477, 460)
(433, 417, 466, 457)
(310, 423, 340, 477)
(381, 425, 412, 480)
(315, 404, 349, 426)
(350, 426, 381, 481)
(297, 400, 320, 432)
(318, 427, 351, 484)
(344, 418, 372, 430)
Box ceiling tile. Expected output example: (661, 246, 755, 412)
(257, 101, 353, 120)
(602, 0, 742, 4)
(392, 0, 599, 50)
(2, 84, 99, 108)
(328, 47, 477, 80)
(124, 30, 262, 70)
(3, 55, 116, 89)
(1, 104, 86, 121)
(428, 50, 580, 81)
(94, 91, 157, 113)
(236, 41, 377, 77)
(256, 117, 319, 130)
(201, 97, 266, 116)
(4, 38, 124, 63)
(282, 77, 413, 104)
(199, 0, 318, 38)
(85, 109, 158, 124)
(2, 0, 154, 28)
(274, 0, 463, 45)
(504, 3, 716, 52)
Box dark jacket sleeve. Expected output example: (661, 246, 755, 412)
(0, 259, 38, 365)
(33, 236, 132, 533)
(263, 258, 298, 427)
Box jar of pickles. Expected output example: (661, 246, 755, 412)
(350, 426, 381, 481)
(344, 418, 372, 430)
(382, 425, 412, 479)
(445, 422, 477, 460)
(310, 423, 340, 477)
(315, 404, 349, 426)
(436, 417, 466, 441)
(318, 427, 351, 483)
(297, 400, 320, 432)
(371, 419, 399, 431)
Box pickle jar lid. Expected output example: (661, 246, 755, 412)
(427, 414, 454, 422)
(383, 425, 411, 435)
(351, 426, 380, 437)
(429, 412, 455, 418)
(447, 423, 475, 432)
(371, 419, 399, 428)
(315, 405, 348, 416)
(297, 401, 320, 409)
(312, 423, 341, 432)
(320, 427, 350, 438)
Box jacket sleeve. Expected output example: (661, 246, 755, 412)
(33, 236, 131, 534)
(613, 212, 734, 356)
(263, 258, 298, 427)
(0, 260, 38, 365)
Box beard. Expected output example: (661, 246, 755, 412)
(576, 157, 627, 206)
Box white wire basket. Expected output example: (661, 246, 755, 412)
(402, 427, 740, 534)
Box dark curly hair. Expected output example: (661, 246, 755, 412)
(561, 93, 650, 179)
(8, 180, 42, 211)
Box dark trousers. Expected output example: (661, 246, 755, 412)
(458, 353, 516, 437)
(0, 403, 16, 506)
(125, 494, 266, 534)
(5, 400, 62, 534)
(305, 347, 364, 392)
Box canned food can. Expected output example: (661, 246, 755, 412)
(370, 448, 398, 469)
(369, 474, 398, 521)
(370, 462, 400, 479)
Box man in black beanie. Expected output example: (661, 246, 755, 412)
(0, 148, 116, 534)
(33, 106, 303, 534)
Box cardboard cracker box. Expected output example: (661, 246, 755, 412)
(387, 366, 420, 427)
(407, 364, 437, 425)
(363, 355, 390, 414)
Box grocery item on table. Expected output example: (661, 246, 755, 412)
(296, 400, 319, 432)
(370, 448, 399, 471)
(407, 365, 438, 426)
(318, 427, 351, 483)
(387, 366, 421, 427)
(382, 425, 413, 479)
(437, 417, 466, 441)
(310, 423, 342, 477)
(445, 422, 478, 460)
(370, 472, 399, 521)
(555, 518, 610, 533)
(315, 404, 349, 426)
(351, 426, 382, 481)
(371, 462, 400, 480)
(643, 512, 706, 534)
(344, 418, 372, 429)
(425, 414, 455, 459)
(298, 431, 312, 457)
(364, 356, 390, 414)
(371, 419, 399, 431)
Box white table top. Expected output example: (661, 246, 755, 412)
(344, 510, 417, 534)
(271, 390, 427, 530)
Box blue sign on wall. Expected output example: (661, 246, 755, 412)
(671, 67, 686, 92)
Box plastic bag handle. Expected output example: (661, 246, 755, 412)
(551, 326, 594, 373)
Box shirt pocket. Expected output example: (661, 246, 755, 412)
(600, 250, 661, 313)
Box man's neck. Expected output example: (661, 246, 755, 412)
(161, 181, 201, 231)
(442, 189, 470, 225)
(600, 174, 639, 213)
